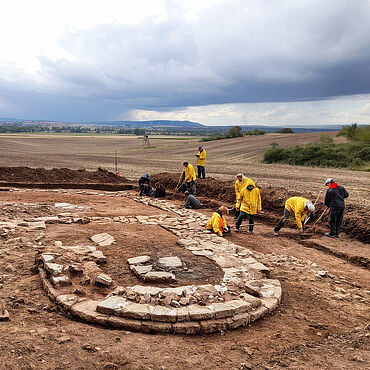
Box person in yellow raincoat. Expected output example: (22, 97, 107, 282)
(206, 206, 230, 236)
(234, 173, 255, 218)
(179, 161, 197, 195)
(235, 184, 262, 233)
(274, 197, 315, 236)
(195, 146, 207, 179)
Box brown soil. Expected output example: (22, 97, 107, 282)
(0, 189, 369, 369)
(0, 167, 128, 184)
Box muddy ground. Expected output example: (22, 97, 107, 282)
(0, 187, 369, 369)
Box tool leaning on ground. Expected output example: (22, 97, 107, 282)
(174, 171, 185, 192)
(302, 190, 323, 233)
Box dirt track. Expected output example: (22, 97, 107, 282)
(0, 188, 369, 369)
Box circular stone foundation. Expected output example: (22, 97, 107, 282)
(37, 191, 282, 334)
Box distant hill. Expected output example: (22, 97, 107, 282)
(90, 120, 204, 128)
(0, 116, 343, 133)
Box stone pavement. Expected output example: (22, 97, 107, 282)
(2, 188, 282, 334)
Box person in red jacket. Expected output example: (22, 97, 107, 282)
(324, 178, 349, 238)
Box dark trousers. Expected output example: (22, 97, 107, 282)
(236, 211, 255, 231)
(186, 180, 196, 196)
(197, 165, 206, 179)
(329, 208, 344, 236)
(274, 209, 291, 232)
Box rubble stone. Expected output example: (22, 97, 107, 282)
(95, 273, 112, 286)
(90, 233, 115, 247)
(127, 255, 150, 265)
(144, 271, 176, 283)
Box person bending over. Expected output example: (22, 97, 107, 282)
(274, 197, 315, 236)
(184, 191, 202, 209)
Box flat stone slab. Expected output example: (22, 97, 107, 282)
(41, 254, 54, 263)
(144, 271, 176, 283)
(61, 245, 96, 255)
(122, 303, 151, 320)
(151, 306, 177, 322)
(91, 233, 115, 247)
(130, 264, 153, 276)
(91, 250, 107, 264)
(158, 256, 182, 269)
(95, 273, 112, 286)
(97, 296, 129, 315)
(51, 275, 71, 287)
(127, 255, 151, 265)
(131, 285, 162, 296)
(44, 262, 64, 275)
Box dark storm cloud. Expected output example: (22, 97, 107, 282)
(1, 0, 370, 120)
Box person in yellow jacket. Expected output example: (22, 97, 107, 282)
(274, 197, 315, 236)
(235, 184, 262, 233)
(206, 206, 230, 236)
(234, 173, 255, 218)
(195, 146, 207, 179)
(180, 161, 197, 195)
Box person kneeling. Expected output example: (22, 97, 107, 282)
(206, 206, 231, 237)
(184, 191, 202, 209)
(235, 184, 262, 233)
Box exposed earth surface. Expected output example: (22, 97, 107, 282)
(0, 168, 368, 369)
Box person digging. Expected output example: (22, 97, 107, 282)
(324, 178, 349, 238)
(274, 197, 315, 236)
(177, 161, 197, 195)
(235, 183, 262, 233)
(206, 206, 231, 237)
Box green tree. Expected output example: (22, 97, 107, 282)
(226, 126, 243, 138)
(275, 128, 294, 133)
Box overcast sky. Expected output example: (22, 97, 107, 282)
(1, 0, 370, 125)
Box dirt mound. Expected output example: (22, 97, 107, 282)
(0, 167, 128, 184)
(152, 172, 370, 243)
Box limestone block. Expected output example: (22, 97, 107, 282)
(227, 300, 253, 314)
(51, 275, 71, 287)
(91, 250, 107, 264)
(175, 307, 190, 322)
(130, 264, 152, 275)
(172, 321, 201, 334)
(207, 302, 235, 319)
(122, 303, 151, 320)
(249, 306, 268, 322)
(90, 233, 115, 247)
(200, 318, 232, 334)
(144, 271, 176, 283)
(158, 256, 182, 269)
(55, 294, 79, 310)
(248, 262, 270, 274)
(151, 306, 177, 322)
(188, 304, 214, 320)
(260, 297, 279, 313)
(44, 262, 64, 275)
(95, 273, 112, 287)
(108, 316, 142, 331)
(40, 254, 54, 263)
(142, 321, 172, 334)
(97, 296, 129, 315)
(130, 285, 162, 296)
(227, 312, 251, 329)
(127, 255, 151, 265)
